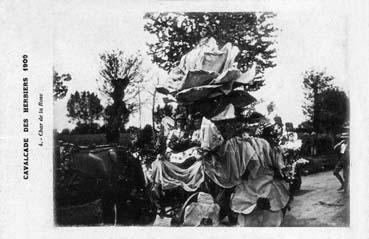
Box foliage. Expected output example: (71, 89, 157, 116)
(126, 126, 140, 136)
(104, 104, 134, 133)
(315, 134, 334, 154)
(301, 70, 334, 132)
(60, 128, 71, 135)
(315, 88, 349, 134)
(144, 12, 277, 90)
(134, 124, 162, 166)
(53, 70, 72, 100)
(153, 104, 174, 125)
(299, 133, 335, 156)
(97, 50, 144, 143)
(57, 133, 131, 146)
(297, 120, 313, 131)
(67, 91, 103, 127)
(70, 122, 102, 135)
(136, 124, 155, 148)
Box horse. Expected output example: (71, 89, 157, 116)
(55, 144, 156, 225)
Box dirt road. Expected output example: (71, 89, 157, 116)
(154, 171, 349, 227)
(282, 170, 349, 226)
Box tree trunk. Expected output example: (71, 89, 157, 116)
(106, 81, 125, 144)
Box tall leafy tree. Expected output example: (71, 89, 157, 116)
(302, 70, 333, 132)
(97, 50, 144, 143)
(315, 88, 349, 134)
(144, 12, 277, 90)
(53, 70, 72, 100)
(66, 91, 103, 126)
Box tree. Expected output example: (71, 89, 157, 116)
(53, 70, 72, 100)
(97, 50, 144, 143)
(144, 12, 277, 90)
(60, 128, 71, 135)
(127, 126, 140, 136)
(297, 120, 313, 132)
(136, 124, 154, 148)
(153, 104, 173, 126)
(70, 122, 101, 135)
(66, 91, 103, 127)
(315, 88, 349, 134)
(302, 70, 334, 132)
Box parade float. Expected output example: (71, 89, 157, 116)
(148, 36, 305, 226)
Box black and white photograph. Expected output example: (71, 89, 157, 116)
(2, 0, 369, 238)
(53, 3, 350, 227)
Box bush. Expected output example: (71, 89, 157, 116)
(300, 133, 334, 156)
(316, 134, 334, 154)
(136, 125, 154, 148)
(57, 133, 130, 146)
(70, 123, 102, 134)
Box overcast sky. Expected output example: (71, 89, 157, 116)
(53, 1, 348, 131)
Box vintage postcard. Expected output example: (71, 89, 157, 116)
(0, 0, 368, 238)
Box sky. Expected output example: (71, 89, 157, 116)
(53, 1, 348, 131)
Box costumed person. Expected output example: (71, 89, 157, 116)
(153, 104, 175, 160)
(149, 115, 213, 217)
(165, 113, 203, 165)
(231, 127, 290, 227)
(166, 113, 188, 151)
(333, 133, 349, 192)
(160, 104, 175, 138)
(279, 131, 305, 194)
(189, 112, 203, 145)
